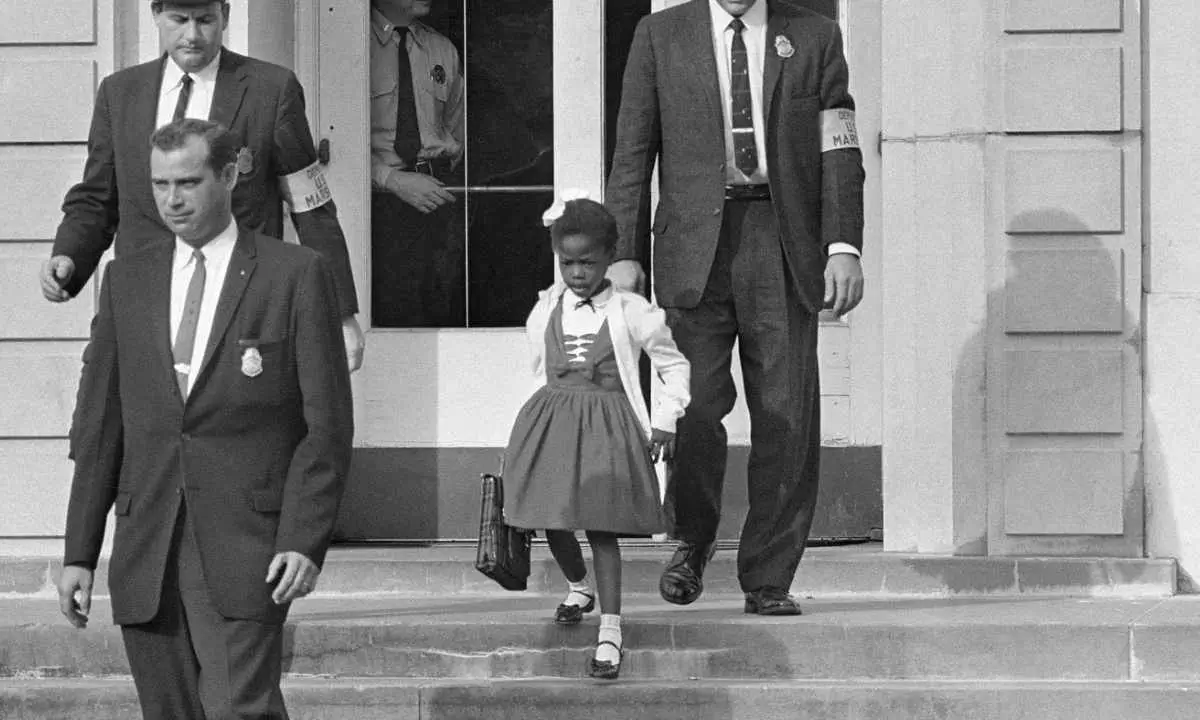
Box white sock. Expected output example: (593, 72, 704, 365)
(596, 614, 622, 665)
(564, 578, 593, 607)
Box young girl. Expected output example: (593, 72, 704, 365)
(503, 194, 690, 680)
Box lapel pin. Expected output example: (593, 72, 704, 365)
(775, 35, 795, 59)
(241, 346, 263, 378)
(431, 64, 447, 85)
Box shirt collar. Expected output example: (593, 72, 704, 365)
(370, 9, 431, 48)
(567, 281, 614, 310)
(163, 48, 222, 90)
(708, 0, 768, 32)
(174, 216, 238, 273)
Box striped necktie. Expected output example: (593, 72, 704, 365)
(172, 249, 206, 398)
(729, 18, 759, 177)
(173, 74, 194, 122)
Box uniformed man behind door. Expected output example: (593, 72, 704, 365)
(370, 0, 466, 327)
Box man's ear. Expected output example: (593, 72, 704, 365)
(221, 2, 231, 28)
(221, 163, 238, 189)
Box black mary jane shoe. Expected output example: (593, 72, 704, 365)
(587, 640, 623, 680)
(554, 592, 596, 625)
(659, 541, 716, 606)
(743, 588, 803, 616)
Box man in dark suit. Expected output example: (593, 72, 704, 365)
(606, 0, 865, 615)
(56, 118, 354, 719)
(41, 0, 365, 371)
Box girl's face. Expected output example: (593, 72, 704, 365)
(556, 233, 614, 298)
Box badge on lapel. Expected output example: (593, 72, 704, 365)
(431, 64, 447, 85)
(774, 35, 795, 59)
(241, 346, 263, 378)
(236, 147, 254, 176)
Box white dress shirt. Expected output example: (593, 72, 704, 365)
(157, 52, 222, 129)
(707, 1, 859, 258)
(170, 218, 237, 396)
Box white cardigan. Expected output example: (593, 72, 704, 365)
(524, 283, 691, 438)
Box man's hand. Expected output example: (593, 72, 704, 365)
(40, 256, 76, 302)
(342, 315, 365, 372)
(266, 551, 320, 605)
(823, 253, 864, 317)
(606, 259, 645, 295)
(649, 428, 676, 463)
(57, 565, 94, 629)
(389, 172, 456, 214)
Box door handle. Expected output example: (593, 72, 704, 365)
(318, 138, 330, 164)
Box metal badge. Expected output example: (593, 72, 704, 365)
(241, 346, 263, 378)
(775, 35, 795, 59)
(237, 147, 254, 175)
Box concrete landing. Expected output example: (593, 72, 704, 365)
(0, 543, 1179, 599)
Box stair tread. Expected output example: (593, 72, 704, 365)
(5, 594, 1198, 629)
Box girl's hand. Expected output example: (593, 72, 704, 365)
(649, 429, 676, 463)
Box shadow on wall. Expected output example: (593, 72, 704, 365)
(907, 207, 1156, 588)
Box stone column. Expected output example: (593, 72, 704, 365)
(879, 0, 991, 554)
(1145, 0, 1200, 590)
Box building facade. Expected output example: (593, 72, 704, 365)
(1, 0, 1195, 587)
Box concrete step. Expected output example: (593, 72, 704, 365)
(0, 543, 1178, 599)
(4, 594, 1200, 682)
(4, 677, 1200, 720)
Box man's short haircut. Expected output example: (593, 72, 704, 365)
(549, 199, 619, 254)
(149, 118, 239, 175)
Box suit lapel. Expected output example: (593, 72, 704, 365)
(764, 5, 790, 121)
(132, 58, 167, 221)
(685, 0, 722, 122)
(193, 228, 257, 393)
(208, 49, 249, 128)
(142, 244, 178, 398)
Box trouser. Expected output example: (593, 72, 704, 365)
(120, 503, 288, 719)
(371, 189, 466, 328)
(665, 198, 822, 593)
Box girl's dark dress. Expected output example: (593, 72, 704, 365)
(504, 297, 664, 535)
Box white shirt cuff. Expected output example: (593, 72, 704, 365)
(828, 242, 860, 258)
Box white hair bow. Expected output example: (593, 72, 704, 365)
(541, 188, 593, 227)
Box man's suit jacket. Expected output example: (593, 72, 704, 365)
(606, 0, 865, 312)
(63, 228, 354, 625)
(52, 49, 359, 318)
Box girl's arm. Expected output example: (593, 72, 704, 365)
(628, 297, 691, 433)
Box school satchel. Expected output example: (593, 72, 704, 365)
(474, 473, 532, 591)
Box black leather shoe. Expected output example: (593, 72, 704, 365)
(659, 541, 716, 605)
(587, 640, 623, 680)
(554, 592, 595, 625)
(743, 588, 803, 616)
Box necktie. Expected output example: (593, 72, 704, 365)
(173, 249, 207, 398)
(173, 74, 194, 122)
(729, 18, 759, 177)
(392, 27, 423, 164)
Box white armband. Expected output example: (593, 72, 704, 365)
(820, 109, 859, 152)
(279, 161, 333, 213)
